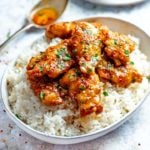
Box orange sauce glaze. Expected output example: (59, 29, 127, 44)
(32, 7, 58, 26)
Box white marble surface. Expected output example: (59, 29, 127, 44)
(0, 0, 150, 149)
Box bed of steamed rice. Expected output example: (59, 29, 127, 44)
(7, 36, 150, 136)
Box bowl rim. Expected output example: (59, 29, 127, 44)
(85, 0, 145, 6)
(1, 16, 150, 141)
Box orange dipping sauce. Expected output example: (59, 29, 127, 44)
(32, 7, 58, 26)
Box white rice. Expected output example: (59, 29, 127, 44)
(7, 36, 150, 136)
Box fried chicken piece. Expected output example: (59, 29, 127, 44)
(96, 57, 142, 87)
(46, 22, 75, 40)
(46, 22, 102, 74)
(70, 22, 102, 74)
(60, 68, 103, 116)
(60, 68, 80, 87)
(103, 31, 136, 66)
(29, 76, 63, 106)
(27, 52, 45, 70)
(27, 41, 74, 80)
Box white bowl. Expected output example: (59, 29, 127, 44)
(1, 17, 150, 144)
(85, 0, 145, 6)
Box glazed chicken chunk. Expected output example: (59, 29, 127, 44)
(96, 56, 142, 87)
(60, 68, 103, 116)
(103, 31, 136, 66)
(46, 22, 102, 74)
(29, 77, 63, 106)
(27, 41, 74, 80)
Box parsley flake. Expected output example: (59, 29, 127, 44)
(99, 40, 102, 45)
(68, 74, 73, 80)
(15, 114, 21, 119)
(58, 63, 65, 69)
(124, 50, 129, 56)
(56, 48, 66, 58)
(40, 91, 45, 100)
(147, 76, 150, 82)
(63, 54, 72, 61)
(79, 86, 86, 91)
(130, 61, 134, 65)
(87, 68, 92, 74)
(103, 91, 109, 96)
(39, 66, 43, 72)
(84, 29, 92, 35)
(114, 39, 117, 45)
(92, 54, 99, 63)
(81, 63, 86, 67)
(56, 48, 71, 61)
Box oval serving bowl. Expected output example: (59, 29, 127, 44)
(1, 17, 150, 144)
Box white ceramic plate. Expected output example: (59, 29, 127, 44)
(85, 0, 145, 6)
(1, 17, 150, 144)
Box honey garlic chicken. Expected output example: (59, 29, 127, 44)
(27, 41, 74, 79)
(46, 22, 102, 74)
(27, 21, 142, 117)
(96, 56, 142, 87)
(29, 77, 63, 106)
(103, 31, 136, 66)
(60, 68, 103, 116)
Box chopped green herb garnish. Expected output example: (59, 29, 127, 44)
(58, 62, 65, 69)
(56, 48, 71, 61)
(68, 74, 77, 80)
(130, 61, 134, 65)
(124, 50, 129, 56)
(39, 66, 43, 72)
(114, 39, 117, 45)
(87, 68, 92, 74)
(95, 54, 98, 57)
(68, 74, 73, 80)
(63, 54, 72, 61)
(103, 91, 109, 96)
(99, 40, 102, 45)
(92, 54, 99, 61)
(56, 48, 66, 58)
(147, 76, 150, 82)
(40, 91, 45, 100)
(83, 50, 87, 54)
(84, 29, 92, 35)
(81, 63, 86, 67)
(79, 85, 86, 91)
(56, 52, 62, 58)
(15, 114, 21, 119)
